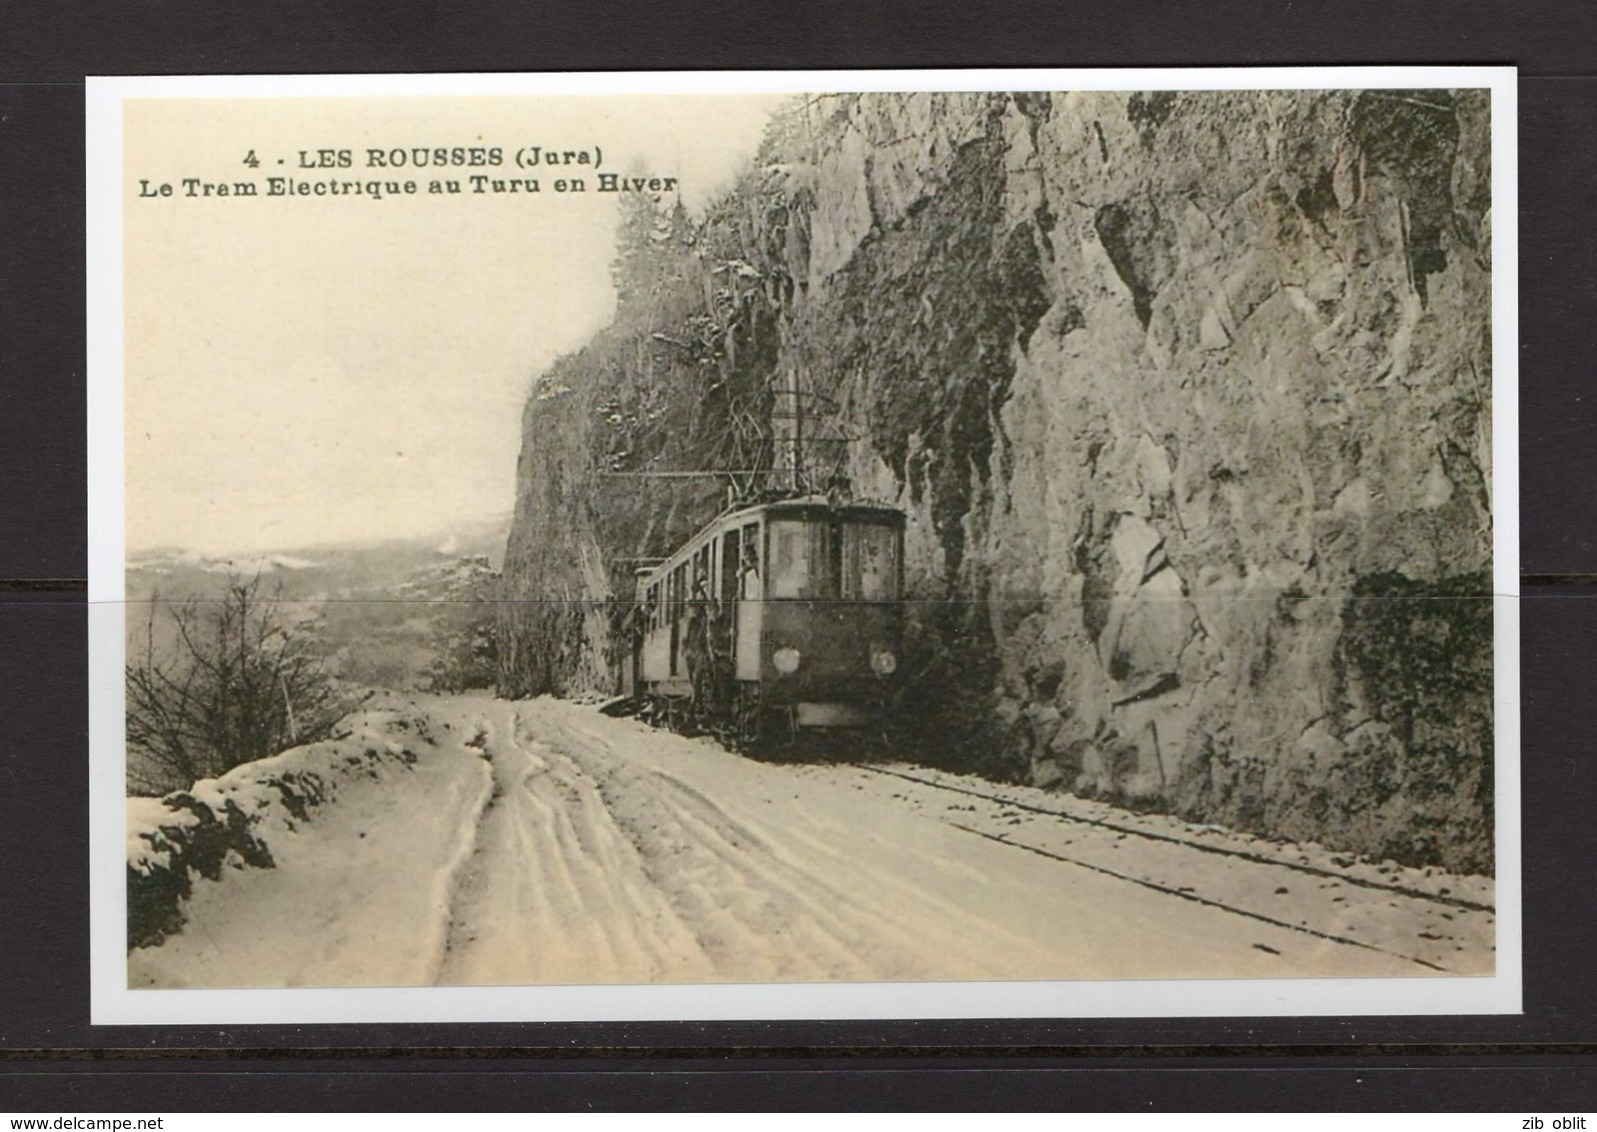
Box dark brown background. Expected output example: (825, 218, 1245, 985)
(2, 0, 1595, 1110)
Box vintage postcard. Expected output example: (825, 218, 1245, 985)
(87, 69, 1520, 1024)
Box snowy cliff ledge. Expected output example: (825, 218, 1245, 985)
(498, 90, 1493, 872)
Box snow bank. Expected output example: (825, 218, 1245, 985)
(125, 703, 430, 950)
(129, 693, 497, 988)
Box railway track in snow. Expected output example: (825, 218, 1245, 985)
(847, 762, 1495, 974)
(854, 763, 1493, 914)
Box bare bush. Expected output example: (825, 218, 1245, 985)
(127, 576, 348, 795)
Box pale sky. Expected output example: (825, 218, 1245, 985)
(124, 93, 788, 556)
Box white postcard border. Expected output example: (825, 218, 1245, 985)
(87, 66, 1521, 1025)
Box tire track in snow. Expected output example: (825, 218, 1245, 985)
(540, 714, 888, 980)
(422, 698, 1451, 984)
(539, 712, 1056, 981)
(426, 716, 498, 984)
(511, 718, 717, 983)
(434, 705, 712, 985)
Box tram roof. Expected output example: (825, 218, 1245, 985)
(725, 494, 904, 523)
(634, 495, 904, 586)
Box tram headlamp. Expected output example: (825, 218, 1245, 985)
(870, 647, 898, 676)
(773, 646, 802, 675)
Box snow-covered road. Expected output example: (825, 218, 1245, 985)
(129, 694, 1493, 988)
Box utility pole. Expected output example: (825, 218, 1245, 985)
(773, 365, 804, 493)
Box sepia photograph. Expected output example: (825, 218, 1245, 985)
(88, 70, 1518, 1020)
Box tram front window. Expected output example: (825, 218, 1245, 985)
(769, 519, 835, 599)
(842, 521, 899, 601)
(769, 517, 899, 601)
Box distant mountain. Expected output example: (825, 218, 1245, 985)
(126, 514, 509, 694)
(126, 514, 511, 604)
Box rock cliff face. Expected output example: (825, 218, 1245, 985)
(500, 90, 1494, 872)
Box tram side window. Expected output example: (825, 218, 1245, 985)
(720, 530, 739, 604)
(842, 522, 900, 601)
(768, 519, 836, 599)
(694, 544, 711, 600)
(739, 523, 762, 599)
